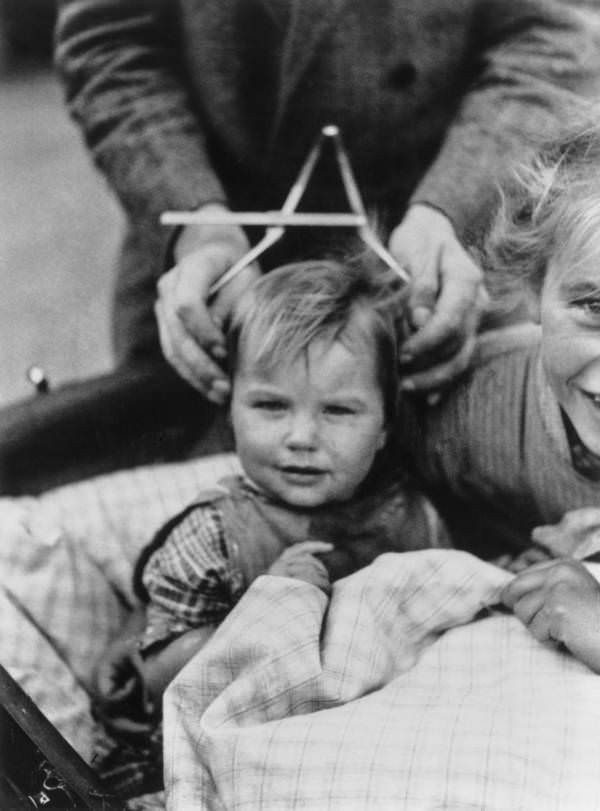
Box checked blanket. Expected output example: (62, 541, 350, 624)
(3, 453, 600, 811)
(164, 550, 600, 811)
(0, 453, 240, 759)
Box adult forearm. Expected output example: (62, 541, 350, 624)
(410, 0, 600, 244)
(55, 0, 226, 224)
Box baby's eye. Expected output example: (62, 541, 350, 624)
(253, 399, 287, 412)
(323, 404, 356, 416)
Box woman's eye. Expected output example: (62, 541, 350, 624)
(574, 297, 600, 317)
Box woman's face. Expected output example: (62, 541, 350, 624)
(540, 248, 600, 455)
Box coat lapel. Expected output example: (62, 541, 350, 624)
(263, 0, 350, 144)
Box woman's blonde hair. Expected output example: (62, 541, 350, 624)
(226, 256, 407, 422)
(484, 116, 600, 308)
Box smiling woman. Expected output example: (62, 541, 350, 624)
(485, 117, 600, 462)
(393, 115, 600, 558)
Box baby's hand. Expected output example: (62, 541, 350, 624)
(501, 559, 600, 672)
(268, 541, 334, 594)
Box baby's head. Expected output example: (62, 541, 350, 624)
(486, 119, 600, 454)
(226, 258, 405, 507)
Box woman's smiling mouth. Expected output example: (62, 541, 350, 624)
(580, 388, 600, 407)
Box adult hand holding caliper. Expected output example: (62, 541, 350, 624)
(157, 201, 488, 403)
(155, 203, 260, 403)
(389, 203, 489, 397)
(157, 128, 488, 402)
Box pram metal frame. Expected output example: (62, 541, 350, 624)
(0, 663, 124, 809)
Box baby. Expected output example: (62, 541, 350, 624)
(135, 257, 448, 700)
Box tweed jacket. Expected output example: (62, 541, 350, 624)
(55, 1, 600, 292)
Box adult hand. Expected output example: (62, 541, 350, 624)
(268, 540, 334, 594)
(501, 559, 600, 672)
(156, 203, 261, 403)
(493, 545, 554, 574)
(531, 507, 600, 561)
(494, 508, 600, 572)
(388, 204, 489, 398)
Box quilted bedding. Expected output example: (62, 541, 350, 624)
(163, 551, 600, 811)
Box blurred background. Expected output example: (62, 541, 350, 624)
(0, 0, 123, 406)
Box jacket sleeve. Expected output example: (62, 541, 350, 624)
(410, 0, 600, 244)
(54, 0, 226, 227)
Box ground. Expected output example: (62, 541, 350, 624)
(0, 67, 122, 406)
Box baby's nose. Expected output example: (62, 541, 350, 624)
(285, 412, 319, 448)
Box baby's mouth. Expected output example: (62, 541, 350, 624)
(280, 465, 325, 476)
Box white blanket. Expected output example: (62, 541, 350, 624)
(164, 550, 600, 811)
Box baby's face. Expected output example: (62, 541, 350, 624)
(230, 337, 387, 508)
(540, 251, 600, 454)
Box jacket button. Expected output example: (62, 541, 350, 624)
(385, 62, 417, 89)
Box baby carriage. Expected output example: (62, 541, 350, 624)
(0, 359, 228, 808)
(0, 125, 407, 808)
(7, 124, 593, 811)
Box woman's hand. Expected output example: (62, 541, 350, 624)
(494, 507, 600, 572)
(268, 541, 334, 594)
(389, 204, 489, 400)
(531, 507, 600, 560)
(493, 546, 554, 574)
(156, 203, 261, 402)
(501, 558, 600, 672)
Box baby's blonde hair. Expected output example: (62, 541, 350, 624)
(226, 256, 407, 422)
(485, 115, 600, 307)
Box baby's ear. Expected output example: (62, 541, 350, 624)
(376, 422, 388, 452)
